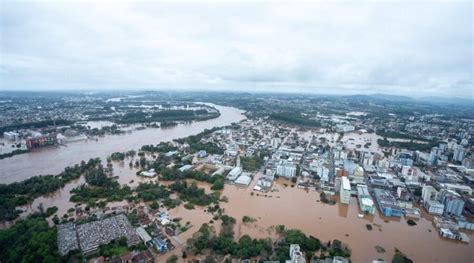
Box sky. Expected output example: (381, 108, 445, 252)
(0, 0, 472, 97)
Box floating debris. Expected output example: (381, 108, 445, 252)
(375, 245, 386, 253)
(366, 224, 373, 231)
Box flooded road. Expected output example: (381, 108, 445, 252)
(0, 104, 245, 183)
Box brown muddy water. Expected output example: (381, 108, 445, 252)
(0, 104, 245, 183)
(8, 163, 474, 262)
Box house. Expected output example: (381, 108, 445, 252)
(132, 250, 154, 263)
(151, 237, 168, 252)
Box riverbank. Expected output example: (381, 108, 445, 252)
(0, 104, 245, 183)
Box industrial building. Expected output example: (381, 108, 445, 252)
(356, 184, 375, 214)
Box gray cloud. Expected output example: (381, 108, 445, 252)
(0, 0, 472, 97)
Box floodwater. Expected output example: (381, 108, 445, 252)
(9, 160, 474, 262)
(169, 177, 474, 262)
(0, 104, 245, 184)
(225, 180, 473, 262)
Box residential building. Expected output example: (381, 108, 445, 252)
(453, 145, 466, 162)
(277, 161, 297, 178)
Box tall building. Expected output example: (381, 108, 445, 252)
(440, 190, 465, 216)
(421, 185, 440, 205)
(429, 147, 438, 166)
(340, 177, 351, 204)
(276, 161, 297, 178)
(453, 145, 466, 163)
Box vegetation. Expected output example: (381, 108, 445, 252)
(97, 236, 129, 257)
(0, 215, 60, 263)
(118, 109, 218, 124)
(70, 165, 132, 206)
(376, 129, 430, 142)
(0, 158, 101, 221)
(0, 119, 73, 134)
(160, 169, 226, 193)
(270, 112, 321, 127)
(392, 248, 413, 263)
(169, 180, 219, 206)
(141, 142, 177, 153)
(135, 182, 171, 202)
(242, 216, 257, 223)
(240, 155, 264, 171)
(0, 149, 29, 160)
(185, 218, 332, 261)
(110, 152, 126, 161)
(377, 138, 437, 152)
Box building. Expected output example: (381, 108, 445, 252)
(373, 188, 402, 217)
(425, 200, 445, 215)
(197, 150, 208, 158)
(289, 244, 306, 263)
(150, 237, 168, 252)
(178, 164, 193, 172)
(227, 166, 242, 181)
(235, 173, 252, 186)
(136, 227, 152, 244)
(429, 147, 438, 166)
(276, 161, 297, 178)
(335, 124, 355, 133)
(140, 169, 156, 177)
(26, 134, 57, 149)
(440, 190, 465, 216)
(421, 185, 440, 205)
(339, 177, 351, 204)
(453, 145, 466, 162)
(3, 131, 19, 141)
(357, 184, 375, 214)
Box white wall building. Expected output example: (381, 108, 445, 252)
(340, 176, 351, 204)
(276, 161, 297, 178)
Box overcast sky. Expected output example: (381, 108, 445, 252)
(0, 0, 472, 97)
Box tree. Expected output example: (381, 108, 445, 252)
(166, 255, 178, 263)
(0, 216, 60, 263)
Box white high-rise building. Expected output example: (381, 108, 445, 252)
(276, 161, 297, 178)
(340, 176, 351, 204)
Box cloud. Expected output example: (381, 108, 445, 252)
(0, 0, 472, 97)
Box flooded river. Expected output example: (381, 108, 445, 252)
(0, 104, 245, 183)
(1, 104, 473, 262)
